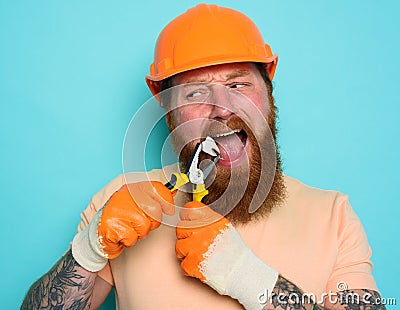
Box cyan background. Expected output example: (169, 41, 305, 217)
(1, 1, 399, 309)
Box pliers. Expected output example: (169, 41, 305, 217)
(164, 136, 220, 202)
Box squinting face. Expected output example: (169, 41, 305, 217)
(173, 62, 270, 120)
(166, 62, 271, 168)
(162, 62, 285, 223)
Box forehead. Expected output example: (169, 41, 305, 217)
(172, 62, 260, 85)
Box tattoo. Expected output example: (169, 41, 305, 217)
(263, 275, 320, 310)
(21, 249, 96, 310)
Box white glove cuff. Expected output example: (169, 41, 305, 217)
(200, 224, 278, 310)
(72, 209, 108, 272)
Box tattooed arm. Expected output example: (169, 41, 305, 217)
(21, 248, 111, 310)
(262, 275, 386, 310)
(21, 181, 174, 309)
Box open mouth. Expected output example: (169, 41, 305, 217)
(213, 129, 247, 145)
(212, 129, 248, 166)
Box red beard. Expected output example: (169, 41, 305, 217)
(171, 114, 286, 225)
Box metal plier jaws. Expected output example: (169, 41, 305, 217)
(165, 136, 220, 202)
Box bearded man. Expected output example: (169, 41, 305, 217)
(22, 4, 384, 310)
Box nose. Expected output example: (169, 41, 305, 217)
(208, 86, 235, 121)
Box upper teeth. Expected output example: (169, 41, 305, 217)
(214, 129, 240, 138)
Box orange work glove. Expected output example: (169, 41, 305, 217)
(175, 201, 230, 280)
(176, 201, 278, 310)
(72, 181, 175, 272)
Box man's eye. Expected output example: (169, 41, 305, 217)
(184, 88, 210, 103)
(229, 83, 246, 89)
(187, 90, 203, 98)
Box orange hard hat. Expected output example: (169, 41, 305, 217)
(146, 4, 278, 96)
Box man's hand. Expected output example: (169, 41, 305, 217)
(175, 201, 230, 281)
(72, 181, 175, 272)
(176, 201, 278, 309)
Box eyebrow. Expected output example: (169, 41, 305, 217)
(179, 69, 251, 84)
(225, 69, 250, 80)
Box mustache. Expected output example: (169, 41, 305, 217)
(202, 116, 253, 139)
